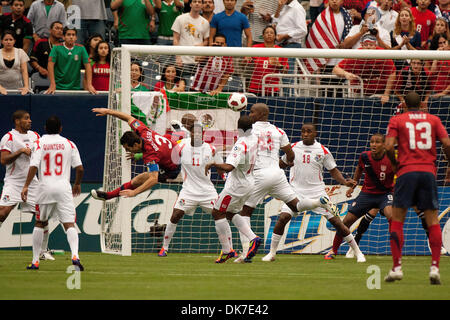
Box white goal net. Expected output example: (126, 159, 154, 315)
(100, 45, 450, 257)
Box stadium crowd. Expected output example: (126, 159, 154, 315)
(0, 0, 448, 99)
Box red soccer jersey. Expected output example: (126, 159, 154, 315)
(130, 119, 179, 171)
(337, 51, 396, 96)
(411, 7, 436, 45)
(92, 62, 110, 91)
(359, 151, 395, 194)
(387, 111, 448, 177)
(248, 44, 289, 95)
(191, 56, 234, 93)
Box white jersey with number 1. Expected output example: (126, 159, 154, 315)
(30, 134, 82, 204)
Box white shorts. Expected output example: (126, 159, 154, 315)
(174, 190, 217, 215)
(214, 185, 253, 214)
(36, 200, 76, 224)
(280, 191, 334, 220)
(0, 181, 39, 213)
(244, 168, 297, 208)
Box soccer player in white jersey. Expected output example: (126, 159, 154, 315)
(0, 110, 53, 261)
(158, 122, 222, 257)
(237, 104, 339, 262)
(21, 116, 84, 271)
(205, 115, 261, 263)
(262, 123, 366, 263)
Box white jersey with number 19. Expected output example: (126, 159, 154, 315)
(30, 134, 82, 204)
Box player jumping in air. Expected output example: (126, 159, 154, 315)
(90, 108, 181, 200)
(0, 110, 54, 261)
(262, 123, 365, 263)
(22, 116, 84, 270)
(158, 122, 222, 257)
(384, 91, 450, 285)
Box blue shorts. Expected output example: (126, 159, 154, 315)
(393, 171, 439, 210)
(348, 191, 393, 218)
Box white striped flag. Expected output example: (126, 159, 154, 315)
(304, 7, 353, 73)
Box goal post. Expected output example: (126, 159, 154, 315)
(101, 45, 450, 256)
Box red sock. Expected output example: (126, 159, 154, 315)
(333, 233, 343, 254)
(106, 181, 135, 199)
(428, 224, 442, 269)
(389, 220, 404, 269)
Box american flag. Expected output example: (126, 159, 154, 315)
(304, 7, 353, 73)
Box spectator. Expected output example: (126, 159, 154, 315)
(72, 0, 108, 46)
(429, 34, 450, 97)
(46, 27, 96, 94)
(411, 0, 436, 48)
(343, 6, 391, 49)
(425, 16, 450, 48)
(191, 33, 234, 95)
(29, 20, 63, 90)
(395, 59, 432, 108)
(310, 0, 324, 24)
(111, 0, 155, 46)
(0, 0, 33, 53)
(244, 25, 288, 96)
(27, 0, 67, 42)
(0, 29, 29, 95)
(209, 0, 252, 47)
(240, 0, 278, 45)
(271, 0, 307, 49)
(378, 0, 398, 33)
(154, 0, 184, 45)
(434, 0, 449, 21)
(84, 33, 104, 61)
(172, 0, 209, 79)
(91, 40, 111, 92)
(153, 64, 186, 92)
(201, 0, 215, 22)
(392, 0, 412, 11)
(340, 0, 371, 25)
(333, 34, 397, 104)
(390, 8, 421, 70)
(131, 61, 150, 92)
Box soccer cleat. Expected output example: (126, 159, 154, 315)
(158, 248, 168, 257)
(91, 189, 108, 201)
(262, 253, 276, 262)
(215, 250, 236, 263)
(233, 254, 245, 263)
(72, 257, 84, 271)
(319, 196, 339, 217)
(384, 267, 403, 282)
(26, 262, 39, 270)
(345, 248, 355, 258)
(356, 254, 366, 263)
(429, 266, 441, 285)
(40, 251, 55, 261)
(244, 237, 262, 263)
(324, 250, 335, 260)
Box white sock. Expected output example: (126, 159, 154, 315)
(225, 221, 233, 251)
(296, 198, 321, 212)
(231, 214, 257, 241)
(66, 227, 79, 259)
(270, 233, 282, 256)
(32, 227, 44, 264)
(215, 218, 232, 253)
(163, 221, 177, 250)
(239, 216, 251, 255)
(41, 224, 49, 254)
(344, 234, 363, 256)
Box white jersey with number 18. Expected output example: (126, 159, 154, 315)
(30, 134, 82, 204)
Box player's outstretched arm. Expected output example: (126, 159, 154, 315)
(92, 108, 136, 126)
(329, 167, 356, 188)
(21, 166, 38, 202)
(120, 171, 159, 198)
(205, 163, 235, 176)
(281, 145, 295, 166)
(346, 165, 362, 197)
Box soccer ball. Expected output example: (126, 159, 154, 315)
(227, 93, 247, 112)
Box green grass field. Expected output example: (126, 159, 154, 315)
(1, 250, 449, 300)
